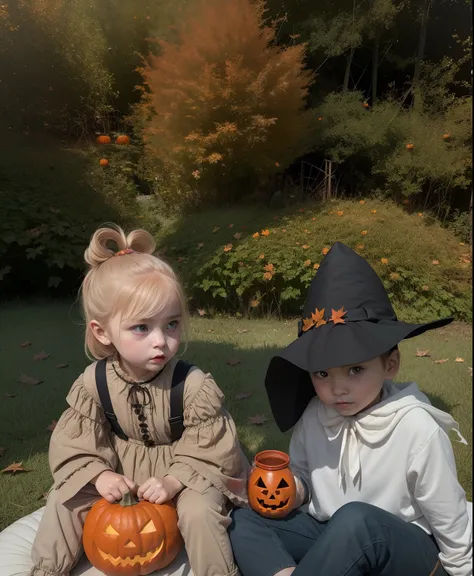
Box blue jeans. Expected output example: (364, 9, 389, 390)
(228, 502, 446, 576)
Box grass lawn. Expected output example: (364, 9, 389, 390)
(0, 300, 471, 530)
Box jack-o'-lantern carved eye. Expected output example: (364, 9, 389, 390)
(255, 477, 266, 488)
(140, 520, 157, 534)
(105, 525, 119, 535)
(277, 479, 289, 489)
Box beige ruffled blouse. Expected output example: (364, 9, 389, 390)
(49, 357, 250, 507)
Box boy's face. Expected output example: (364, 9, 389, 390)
(310, 350, 400, 415)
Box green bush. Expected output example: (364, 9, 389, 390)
(151, 198, 472, 322)
(312, 92, 471, 201)
(0, 135, 138, 295)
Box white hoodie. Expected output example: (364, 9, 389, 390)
(289, 381, 472, 576)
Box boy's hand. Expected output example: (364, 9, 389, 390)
(93, 470, 137, 503)
(293, 475, 307, 510)
(137, 475, 184, 504)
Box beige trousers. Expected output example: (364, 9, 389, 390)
(30, 485, 238, 576)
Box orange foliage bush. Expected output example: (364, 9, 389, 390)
(132, 0, 315, 208)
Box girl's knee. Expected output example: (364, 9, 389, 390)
(178, 493, 228, 532)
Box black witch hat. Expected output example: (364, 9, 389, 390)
(265, 242, 453, 432)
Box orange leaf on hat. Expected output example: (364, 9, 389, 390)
(302, 317, 315, 332)
(330, 307, 347, 325)
(311, 308, 326, 328)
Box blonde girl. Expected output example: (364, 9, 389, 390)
(30, 224, 249, 576)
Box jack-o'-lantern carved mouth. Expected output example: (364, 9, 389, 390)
(97, 541, 164, 567)
(257, 498, 290, 510)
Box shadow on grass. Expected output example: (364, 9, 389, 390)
(424, 393, 457, 414)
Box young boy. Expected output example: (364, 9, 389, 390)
(229, 242, 472, 576)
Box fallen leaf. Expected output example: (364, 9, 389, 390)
(46, 420, 58, 432)
(359, 200, 366, 204)
(223, 244, 233, 252)
(415, 349, 431, 358)
(304, 259, 312, 267)
(212, 226, 220, 233)
(1, 462, 28, 474)
(432, 260, 440, 265)
(371, 210, 377, 214)
(313, 263, 320, 269)
(380, 258, 389, 265)
(197, 309, 207, 316)
(258, 253, 265, 260)
(248, 414, 268, 425)
(207, 329, 214, 333)
(261, 229, 270, 236)
(264, 263, 274, 273)
(263, 271, 273, 281)
(226, 357, 243, 367)
(252, 232, 260, 239)
(422, 285, 429, 291)
(237, 329, 249, 334)
(33, 350, 50, 362)
(302, 317, 315, 332)
(233, 232, 243, 240)
(0, 447, 5, 457)
(228, 223, 234, 228)
(468, 367, 472, 376)
(337, 211, 344, 216)
(56, 363, 69, 369)
(455, 357, 465, 363)
(390, 272, 400, 280)
(322, 247, 330, 255)
(361, 230, 368, 236)
(434, 359, 449, 364)
(18, 374, 43, 386)
(235, 392, 252, 400)
(196, 242, 204, 250)
(5, 393, 17, 398)
(20, 341, 32, 348)
(302, 244, 310, 250)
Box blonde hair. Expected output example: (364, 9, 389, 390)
(81, 223, 189, 360)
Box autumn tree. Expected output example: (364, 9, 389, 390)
(133, 0, 315, 209)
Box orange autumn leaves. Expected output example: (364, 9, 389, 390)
(302, 307, 347, 333)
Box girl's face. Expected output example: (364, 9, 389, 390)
(310, 350, 400, 416)
(91, 290, 183, 380)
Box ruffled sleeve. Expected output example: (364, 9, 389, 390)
(49, 373, 118, 504)
(167, 370, 250, 507)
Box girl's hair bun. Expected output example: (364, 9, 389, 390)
(84, 224, 156, 269)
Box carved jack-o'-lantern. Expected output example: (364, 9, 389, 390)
(83, 492, 183, 576)
(248, 450, 297, 519)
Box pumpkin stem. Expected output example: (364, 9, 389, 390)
(119, 491, 138, 507)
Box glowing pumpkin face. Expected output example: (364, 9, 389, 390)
(248, 450, 297, 519)
(83, 493, 183, 576)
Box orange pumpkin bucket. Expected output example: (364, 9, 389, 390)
(248, 450, 297, 519)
